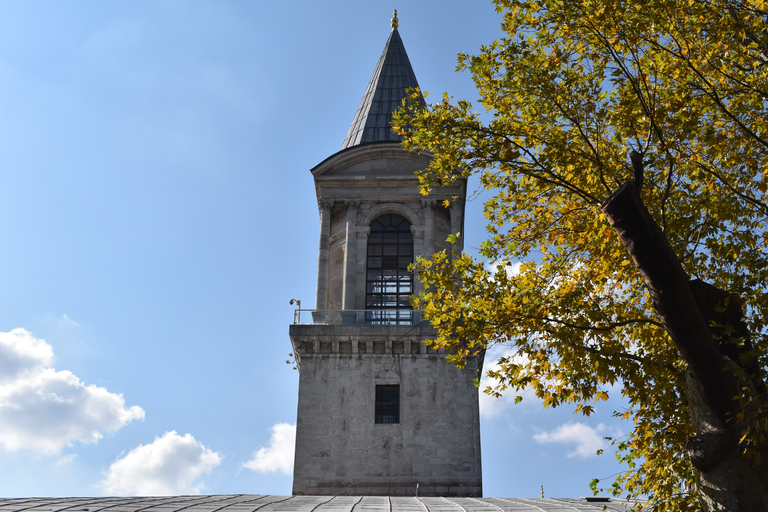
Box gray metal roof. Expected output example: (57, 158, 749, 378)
(341, 28, 424, 150)
(0, 495, 642, 512)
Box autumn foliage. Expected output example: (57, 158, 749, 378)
(393, 0, 768, 509)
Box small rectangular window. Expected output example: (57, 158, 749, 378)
(375, 384, 400, 424)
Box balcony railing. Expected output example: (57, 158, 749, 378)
(292, 309, 422, 326)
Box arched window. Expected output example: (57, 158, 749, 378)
(366, 214, 413, 324)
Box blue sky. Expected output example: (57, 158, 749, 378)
(0, 0, 630, 499)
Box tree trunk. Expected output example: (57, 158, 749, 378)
(602, 182, 768, 511)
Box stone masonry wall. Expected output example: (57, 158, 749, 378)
(290, 325, 483, 497)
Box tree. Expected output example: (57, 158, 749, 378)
(393, 0, 768, 509)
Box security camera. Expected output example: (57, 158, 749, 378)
(289, 298, 301, 307)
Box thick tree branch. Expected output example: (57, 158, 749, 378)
(602, 181, 739, 424)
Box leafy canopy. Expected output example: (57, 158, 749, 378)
(394, 0, 768, 508)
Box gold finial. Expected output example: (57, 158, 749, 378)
(391, 9, 399, 30)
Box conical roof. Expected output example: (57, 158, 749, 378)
(341, 21, 424, 149)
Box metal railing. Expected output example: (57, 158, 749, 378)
(292, 309, 422, 326)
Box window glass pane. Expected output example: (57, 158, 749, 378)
(382, 295, 397, 306)
(382, 256, 398, 267)
(383, 232, 398, 244)
(375, 385, 400, 424)
(366, 214, 414, 319)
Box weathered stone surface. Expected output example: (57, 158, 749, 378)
(291, 326, 483, 496)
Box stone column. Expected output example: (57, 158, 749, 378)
(450, 200, 464, 253)
(411, 225, 426, 298)
(315, 200, 333, 309)
(342, 200, 360, 310)
(356, 226, 370, 309)
(421, 198, 436, 257)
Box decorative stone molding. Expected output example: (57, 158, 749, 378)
(362, 202, 421, 226)
(410, 225, 425, 238)
(293, 337, 442, 356)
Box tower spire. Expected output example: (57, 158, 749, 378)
(341, 14, 424, 149)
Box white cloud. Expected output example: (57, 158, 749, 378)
(479, 363, 521, 419)
(487, 260, 523, 278)
(478, 345, 538, 419)
(0, 328, 54, 382)
(242, 423, 295, 474)
(0, 328, 145, 455)
(479, 390, 513, 419)
(61, 314, 80, 326)
(533, 422, 610, 458)
(56, 453, 78, 466)
(99, 431, 222, 496)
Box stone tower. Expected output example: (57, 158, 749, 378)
(289, 12, 482, 497)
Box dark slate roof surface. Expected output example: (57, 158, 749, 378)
(341, 28, 425, 150)
(0, 495, 642, 512)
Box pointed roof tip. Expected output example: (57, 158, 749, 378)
(341, 11, 425, 150)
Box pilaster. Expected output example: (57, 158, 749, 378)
(450, 200, 464, 253)
(315, 200, 333, 309)
(343, 200, 360, 310)
(421, 198, 437, 257)
(355, 226, 370, 309)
